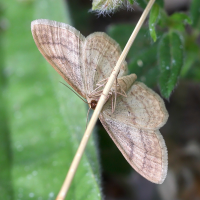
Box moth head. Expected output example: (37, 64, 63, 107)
(90, 100, 97, 110)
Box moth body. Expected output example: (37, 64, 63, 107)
(112, 74, 137, 93)
(87, 73, 137, 110)
(31, 19, 169, 184)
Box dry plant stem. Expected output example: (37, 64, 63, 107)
(56, 0, 155, 199)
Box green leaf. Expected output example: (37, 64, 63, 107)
(156, 0, 164, 8)
(136, 0, 147, 9)
(181, 35, 199, 78)
(149, 3, 160, 42)
(158, 11, 192, 31)
(1, 0, 101, 200)
(157, 9, 168, 27)
(128, 0, 134, 4)
(190, 0, 200, 28)
(169, 13, 192, 31)
(137, 0, 164, 9)
(107, 24, 155, 56)
(170, 13, 192, 25)
(107, 24, 160, 87)
(184, 60, 200, 81)
(181, 52, 197, 77)
(158, 32, 184, 99)
(0, 23, 13, 200)
(128, 45, 159, 87)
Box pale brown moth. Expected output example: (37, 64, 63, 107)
(31, 19, 169, 184)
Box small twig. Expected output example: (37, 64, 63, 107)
(56, 0, 155, 199)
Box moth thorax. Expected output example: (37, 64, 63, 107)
(117, 74, 137, 92)
(90, 100, 97, 110)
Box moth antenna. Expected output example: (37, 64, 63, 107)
(59, 82, 88, 104)
(114, 78, 117, 112)
(60, 81, 91, 129)
(86, 107, 91, 129)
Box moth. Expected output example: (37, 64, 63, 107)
(31, 19, 169, 184)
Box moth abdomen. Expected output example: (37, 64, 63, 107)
(115, 73, 137, 92)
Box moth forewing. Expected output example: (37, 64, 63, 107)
(31, 19, 86, 98)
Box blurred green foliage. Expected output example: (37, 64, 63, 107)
(0, 0, 101, 200)
(107, 0, 200, 99)
(108, 25, 160, 88)
(149, 3, 160, 42)
(158, 32, 183, 99)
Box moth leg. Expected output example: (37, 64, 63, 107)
(112, 74, 121, 113)
(91, 78, 109, 95)
(90, 84, 104, 94)
(115, 78, 127, 98)
(116, 91, 127, 97)
(113, 78, 117, 112)
(111, 94, 114, 113)
(96, 78, 108, 85)
(118, 85, 127, 97)
(89, 90, 102, 98)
